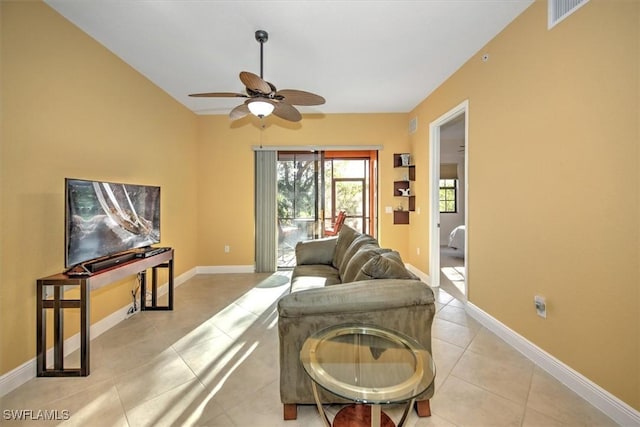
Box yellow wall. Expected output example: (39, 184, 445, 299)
(1, 2, 199, 373)
(195, 114, 411, 266)
(409, 0, 639, 409)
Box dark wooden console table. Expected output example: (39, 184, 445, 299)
(36, 249, 174, 377)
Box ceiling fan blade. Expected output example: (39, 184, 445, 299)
(239, 71, 272, 94)
(276, 89, 325, 106)
(272, 102, 302, 122)
(189, 92, 247, 98)
(229, 103, 250, 121)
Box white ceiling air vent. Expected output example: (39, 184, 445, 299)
(548, 0, 590, 29)
(409, 117, 418, 134)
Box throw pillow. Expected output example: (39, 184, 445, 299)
(341, 244, 391, 283)
(353, 250, 418, 281)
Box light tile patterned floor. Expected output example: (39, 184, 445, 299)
(1, 272, 617, 426)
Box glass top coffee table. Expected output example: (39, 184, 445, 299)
(300, 324, 435, 427)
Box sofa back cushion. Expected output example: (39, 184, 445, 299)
(338, 234, 379, 277)
(341, 244, 391, 283)
(295, 237, 338, 265)
(332, 224, 361, 269)
(353, 250, 419, 281)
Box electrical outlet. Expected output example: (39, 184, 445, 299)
(534, 295, 547, 318)
(224, 245, 230, 253)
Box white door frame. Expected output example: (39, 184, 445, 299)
(429, 100, 469, 289)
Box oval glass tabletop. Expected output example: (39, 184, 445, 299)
(300, 324, 435, 404)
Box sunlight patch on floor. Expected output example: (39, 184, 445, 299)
(165, 272, 290, 423)
(441, 266, 465, 294)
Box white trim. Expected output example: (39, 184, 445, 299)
(0, 267, 197, 397)
(429, 123, 441, 287)
(251, 145, 383, 152)
(0, 359, 35, 398)
(466, 302, 640, 426)
(196, 265, 255, 274)
(429, 100, 469, 289)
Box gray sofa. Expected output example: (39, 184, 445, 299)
(277, 224, 436, 420)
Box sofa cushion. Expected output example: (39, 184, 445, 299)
(332, 224, 361, 269)
(353, 250, 418, 281)
(290, 264, 342, 293)
(295, 237, 337, 265)
(341, 244, 391, 283)
(338, 234, 379, 278)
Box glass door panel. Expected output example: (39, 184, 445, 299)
(323, 158, 371, 234)
(277, 152, 321, 268)
(333, 179, 365, 233)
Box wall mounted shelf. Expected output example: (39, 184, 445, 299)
(393, 153, 416, 224)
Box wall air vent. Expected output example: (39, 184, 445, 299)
(548, 0, 590, 29)
(409, 117, 418, 134)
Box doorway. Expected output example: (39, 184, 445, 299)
(429, 101, 468, 296)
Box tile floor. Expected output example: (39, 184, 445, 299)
(1, 272, 618, 426)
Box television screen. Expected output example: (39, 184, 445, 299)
(65, 178, 161, 268)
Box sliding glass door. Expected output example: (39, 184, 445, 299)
(276, 150, 377, 268)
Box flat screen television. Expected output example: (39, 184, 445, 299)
(65, 178, 161, 268)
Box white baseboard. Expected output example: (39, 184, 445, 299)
(0, 266, 197, 397)
(405, 263, 434, 287)
(196, 265, 255, 274)
(466, 302, 640, 426)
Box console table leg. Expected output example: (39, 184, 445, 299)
(168, 259, 174, 310)
(36, 284, 45, 376)
(140, 271, 147, 310)
(53, 286, 64, 371)
(80, 281, 90, 375)
(151, 267, 158, 306)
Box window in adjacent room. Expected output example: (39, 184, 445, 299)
(439, 179, 458, 213)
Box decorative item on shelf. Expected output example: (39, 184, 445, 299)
(403, 174, 409, 180)
(400, 153, 411, 166)
(397, 205, 404, 211)
(399, 188, 410, 196)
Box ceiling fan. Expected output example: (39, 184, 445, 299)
(189, 30, 325, 122)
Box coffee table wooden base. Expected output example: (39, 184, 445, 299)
(333, 404, 395, 427)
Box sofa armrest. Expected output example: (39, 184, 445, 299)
(295, 237, 338, 265)
(278, 279, 433, 317)
(278, 279, 436, 407)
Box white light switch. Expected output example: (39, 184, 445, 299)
(385, 206, 393, 214)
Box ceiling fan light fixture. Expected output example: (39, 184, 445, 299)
(247, 100, 274, 118)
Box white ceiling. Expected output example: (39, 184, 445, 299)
(44, 0, 533, 116)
